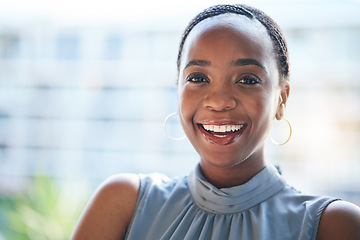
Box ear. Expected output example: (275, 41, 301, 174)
(275, 83, 290, 120)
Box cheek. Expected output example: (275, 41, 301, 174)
(177, 86, 196, 126)
(246, 89, 277, 123)
(177, 85, 207, 141)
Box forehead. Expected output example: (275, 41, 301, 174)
(190, 13, 267, 39)
(180, 14, 275, 68)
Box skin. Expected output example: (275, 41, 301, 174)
(72, 13, 360, 240)
(177, 14, 288, 188)
(71, 174, 139, 240)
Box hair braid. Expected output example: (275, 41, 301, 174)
(243, 5, 289, 83)
(176, 4, 290, 84)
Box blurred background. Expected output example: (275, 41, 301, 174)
(0, 0, 359, 239)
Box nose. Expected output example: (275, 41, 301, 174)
(203, 88, 237, 112)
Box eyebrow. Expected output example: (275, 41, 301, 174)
(232, 58, 267, 73)
(184, 60, 210, 69)
(184, 58, 267, 73)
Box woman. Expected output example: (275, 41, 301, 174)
(72, 4, 360, 239)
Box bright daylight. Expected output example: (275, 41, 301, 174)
(0, 0, 360, 239)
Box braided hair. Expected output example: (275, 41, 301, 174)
(177, 4, 289, 85)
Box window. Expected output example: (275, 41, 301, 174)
(104, 35, 122, 60)
(56, 34, 80, 59)
(0, 33, 20, 59)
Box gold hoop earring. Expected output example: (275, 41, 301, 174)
(270, 117, 292, 146)
(163, 112, 186, 141)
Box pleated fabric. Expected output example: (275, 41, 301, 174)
(125, 165, 339, 240)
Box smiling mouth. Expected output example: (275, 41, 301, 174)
(201, 124, 244, 137)
(198, 123, 246, 145)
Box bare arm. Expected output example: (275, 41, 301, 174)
(317, 200, 360, 240)
(71, 174, 140, 240)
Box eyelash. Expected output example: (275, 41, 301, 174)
(186, 74, 209, 83)
(186, 74, 261, 85)
(236, 75, 261, 85)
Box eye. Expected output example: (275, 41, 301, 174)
(236, 75, 261, 85)
(186, 73, 209, 84)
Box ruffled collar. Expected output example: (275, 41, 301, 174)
(187, 164, 286, 214)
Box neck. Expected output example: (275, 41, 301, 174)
(199, 152, 266, 188)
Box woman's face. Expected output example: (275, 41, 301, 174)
(177, 14, 287, 169)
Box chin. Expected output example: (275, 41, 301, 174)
(200, 152, 250, 169)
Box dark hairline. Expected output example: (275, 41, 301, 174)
(176, 4, 290, 85)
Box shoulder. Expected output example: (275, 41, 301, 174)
(317, 200, 360, 240)
(72, 173, 140, 240)
(100, 173, 140, 196)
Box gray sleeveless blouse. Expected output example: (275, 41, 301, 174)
(125, 165, 338, 240)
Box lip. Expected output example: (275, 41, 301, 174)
(197, 121, 247, 146)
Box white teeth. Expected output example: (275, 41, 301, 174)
(219, 126, 226, 132)
(214, 134, 227, 138)
(202, 124, 244, 133)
